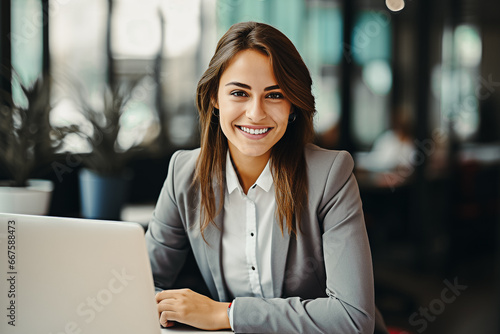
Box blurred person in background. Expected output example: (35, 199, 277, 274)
(356, 107, 416, 189)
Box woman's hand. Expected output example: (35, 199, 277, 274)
(156, 288, 231, 330)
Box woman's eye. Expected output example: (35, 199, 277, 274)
(267, 92, 284, 99)
(230, 91, 247, 97)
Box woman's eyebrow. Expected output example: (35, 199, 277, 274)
(264, 85, 280, 91)
(225, 82, 280, 92)
(225, 81, 251, 89)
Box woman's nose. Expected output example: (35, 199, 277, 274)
(246, 98, 267, 122)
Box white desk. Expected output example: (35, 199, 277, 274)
(160, 324, 231, 333)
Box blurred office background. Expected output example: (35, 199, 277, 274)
(1, 0, 499, 333)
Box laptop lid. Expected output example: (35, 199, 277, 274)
(0, 213, 161, 334)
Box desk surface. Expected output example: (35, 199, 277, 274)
(160, 324, 231, 333)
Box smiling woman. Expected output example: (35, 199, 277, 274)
(146, 22, 383, 334)
(215, 49, 292, 192)
(195, 22, 316, 239)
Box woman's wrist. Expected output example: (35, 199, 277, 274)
(216, 301, 231, 330)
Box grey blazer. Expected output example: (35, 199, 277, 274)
(145, 144, 376, 333)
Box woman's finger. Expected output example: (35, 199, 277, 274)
(155, 288, 191, 303)
(160, 310, 179, 327)
(157, 299, 177, 322)
(158, 298, 177, 307)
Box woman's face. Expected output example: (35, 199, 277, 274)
(215, 49, 292, 163)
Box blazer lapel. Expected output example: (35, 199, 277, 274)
(271, 219, 290, 297)
(201, 188, 228, 302)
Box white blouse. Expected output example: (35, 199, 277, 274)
(222, 153, 277, 329)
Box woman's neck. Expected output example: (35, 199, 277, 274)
(229, 150, 270, 194)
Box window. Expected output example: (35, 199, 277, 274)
(49, 0, 107, 152)
(436, 24, 482, 140)
(11, 0, 43, 106)
(49, 0, 205, 151)
(350, 10, 392, 148)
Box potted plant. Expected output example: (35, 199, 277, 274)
(71, 80, 158, 220)
(0, 73, 67, 215)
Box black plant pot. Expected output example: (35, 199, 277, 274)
(78, 168, 132, 220)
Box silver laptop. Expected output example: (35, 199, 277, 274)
(0, 213, 161, 334)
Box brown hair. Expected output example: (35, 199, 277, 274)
(195, 21, 315, 238)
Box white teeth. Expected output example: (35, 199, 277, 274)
(240, 126, 270, 135)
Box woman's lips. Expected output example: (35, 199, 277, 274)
(237, 125, 272, 139)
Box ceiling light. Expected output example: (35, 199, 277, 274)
(386, 0, 405, 12)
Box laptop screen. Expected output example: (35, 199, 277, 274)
(0, 213, 161, 334)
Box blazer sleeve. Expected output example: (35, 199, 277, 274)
(145, 150, 191, 293)
(232, 151, 375, 334)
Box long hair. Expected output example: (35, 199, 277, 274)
(195, 21, 315, 238)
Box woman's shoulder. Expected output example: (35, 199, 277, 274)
(304, 143, 354, 171)
(170, 148, 201, 168)
(304, 144, 356, 198)
(167, 148, 201, 184)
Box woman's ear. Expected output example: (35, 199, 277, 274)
(211, 97, 219, 109)
(288, 106, 297, 123)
